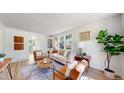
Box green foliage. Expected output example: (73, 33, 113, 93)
(82, 53, 86, 56)
(0, 53, 6, 58)
(96, 29, 124, 56)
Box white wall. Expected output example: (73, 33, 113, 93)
(56, 15, 122, 76)
(121, 14, 124, 79)
(3, 27, 47, 61)
(0, 23, 4, 51)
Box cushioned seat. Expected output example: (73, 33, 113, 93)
(50, 53, 67, 65)
(53, 66, 67, 80)
(33, 50, 44, 62)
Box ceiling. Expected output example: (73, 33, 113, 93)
(0, 13, 119, 35)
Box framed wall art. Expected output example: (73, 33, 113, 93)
(59, 36, 65, 49)
(48, 39, 53, 49)
(66, 34, 72, 49)
(79, 31, 90, 41)
(14, 36, 24, 50)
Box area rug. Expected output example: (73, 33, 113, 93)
(20, 61, 93, 80)
(21, 62, 63, 80)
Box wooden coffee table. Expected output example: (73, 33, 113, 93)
(36, 58, 53, 69)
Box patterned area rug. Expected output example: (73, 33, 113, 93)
(21, 62, 63, 80)
(20, 61, 93, 80)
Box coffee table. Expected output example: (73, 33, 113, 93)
(36, 58, 53, 69)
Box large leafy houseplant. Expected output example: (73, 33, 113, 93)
(96, 29, 124, 73)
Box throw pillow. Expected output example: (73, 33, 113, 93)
(36, 51, 42, 57)
(75, 63, 86, 80)
(65, 60, 78, 77)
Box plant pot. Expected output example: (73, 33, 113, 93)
(104, 68, 115, 79)
(0, 57, 4, 62)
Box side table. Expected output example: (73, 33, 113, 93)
(74, 55, 91, 67)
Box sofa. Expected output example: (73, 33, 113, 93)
(49, 50, 67, 65)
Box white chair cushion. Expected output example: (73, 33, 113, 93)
(75, 60, 88, 80)
(36, 51, 42, 57)
(65, 61, 78, 77)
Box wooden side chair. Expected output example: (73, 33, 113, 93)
(53, 60, 88, 80)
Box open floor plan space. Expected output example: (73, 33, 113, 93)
(0, 13, 124, 80)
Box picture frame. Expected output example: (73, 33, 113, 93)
(14, 36, 24, 50)
(59, 35, 65, 49)
(66, 34, 72, 49)
(48, 39, 53, 49)
(80, 31, 90, 41)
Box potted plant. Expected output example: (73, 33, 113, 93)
(96, 29, 124, 79)
(0, 53, 6, 62)
(80, 52, 86, 57)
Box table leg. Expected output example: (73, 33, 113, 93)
(7, 64, 12, 79)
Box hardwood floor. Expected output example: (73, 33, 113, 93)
(85, 67, 122, 80)
(0, 61, 122, 80)
(0, 60, 29, 80)
(0, 67, 11, 80)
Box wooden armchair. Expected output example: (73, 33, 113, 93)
(53, 66, 67, 80)
(53, 60, 88, 80)
(33, 50, 44, 62)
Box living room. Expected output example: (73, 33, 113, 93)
(0, 13, 124, 80)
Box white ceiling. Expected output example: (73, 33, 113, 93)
(0, 13, 119, 35)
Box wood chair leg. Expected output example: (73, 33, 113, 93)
(7, 64, 12, 79)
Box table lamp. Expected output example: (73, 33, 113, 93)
(77, 42, 84, 56)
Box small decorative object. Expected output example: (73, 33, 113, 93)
(43, 58, 47, 63)
(96, 29, 124, 79)
(77, 42, 84, 56)
(82, 53, 86, 57)
(78, 48, 82, 56)
(80, 31, 90, 41)
(79, 52, 86, 57)
(59, 36, 65, 49)
(44, 60, 47, 64)
(0, 53, 6, 62)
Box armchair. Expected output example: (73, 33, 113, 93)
(33, 50, 44, 63)
(53, 60, 88, 80)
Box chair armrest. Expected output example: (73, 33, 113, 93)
(53, 68, 71, 80)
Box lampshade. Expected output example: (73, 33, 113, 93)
(77, 42, 84, 48)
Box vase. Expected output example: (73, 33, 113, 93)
(104, 68, 115, 79)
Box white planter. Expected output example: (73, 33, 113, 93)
(104, 69, 115, 79)
(0, 57, 4, 62)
